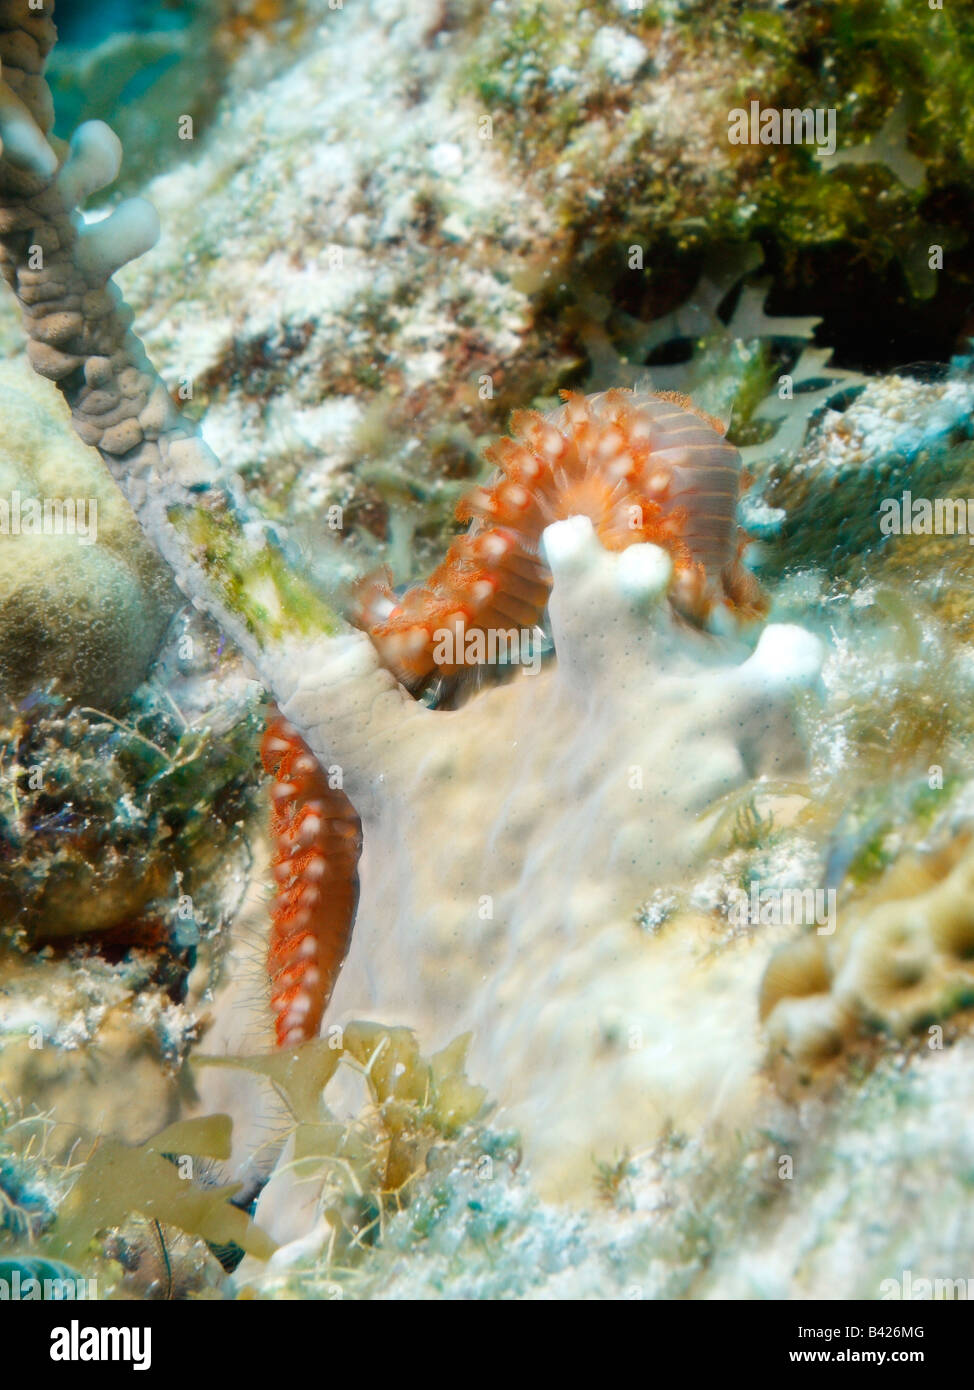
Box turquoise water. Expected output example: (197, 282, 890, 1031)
(55, 0, 190, 43)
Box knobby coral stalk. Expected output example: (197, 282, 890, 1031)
(0, 1, 395, 1047)
(0, 2, 339, 662)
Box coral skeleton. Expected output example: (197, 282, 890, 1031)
(761, 835, 974, 1072)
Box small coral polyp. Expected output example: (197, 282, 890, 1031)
(361, 387, 762, 691)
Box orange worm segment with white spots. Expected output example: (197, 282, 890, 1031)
(261, 710, 362, 1047)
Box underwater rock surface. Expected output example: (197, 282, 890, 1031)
(2, 0, 974, 1306)
(0, 360, 176, 711)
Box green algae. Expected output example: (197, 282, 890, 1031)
(197, 1023, 489, 1277)
(0, 1104, 266, 1298)
(456, 0, 974, 312)
(171, 504, 344, 643)
(48, 1116, 275, 1267)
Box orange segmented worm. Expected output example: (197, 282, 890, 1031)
(356, 388, 762, 688)
(260, 711, 362, 1047)
(264, 387, 762, 1045)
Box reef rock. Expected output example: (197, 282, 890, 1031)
(0, 360, 176, 711)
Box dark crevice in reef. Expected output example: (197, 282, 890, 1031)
(578, 214, 974, 384)
(757, 215, 974, 374)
